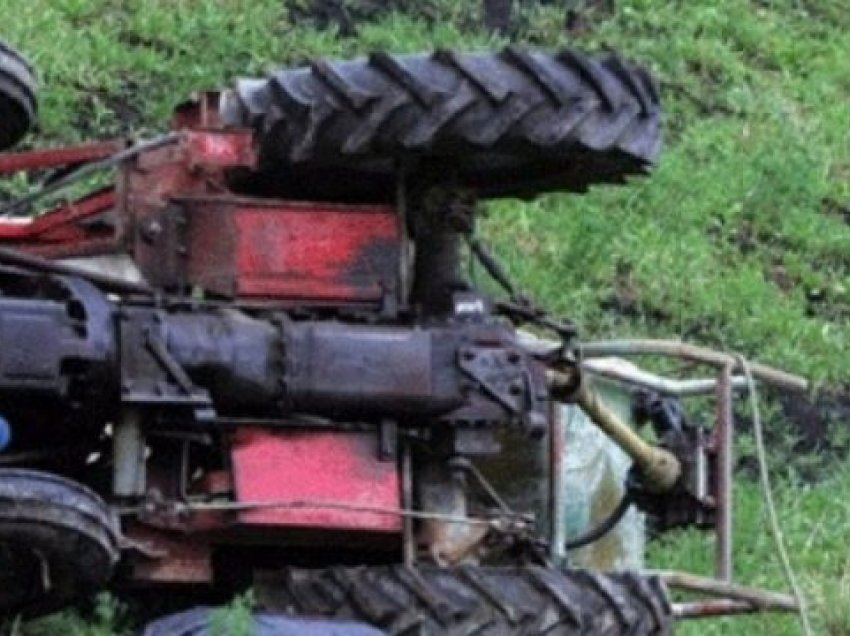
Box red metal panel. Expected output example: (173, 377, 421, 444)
(234, 204, 399, 302)
(231, 429, 401, 533)
(178, 197, 400, 304)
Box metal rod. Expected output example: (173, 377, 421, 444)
(448, 457, 513, 514)
(0, 133, 180, 217)
(582, 359, 749, 397)
(0, 245, 152, 295)
(655, 570, 799, 612)
(569, 376, 681, 492)
(113, 407, 147, 498)
(401, 443, 416, 567)
(715, 364, 734, 581)
(549, 401, 567, 564)
(174, 498, 527, 529)
(672, 600, 796, 619)
(578, 339, 808, 392)
(0, 140, 123, 175)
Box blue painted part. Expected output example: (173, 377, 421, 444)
(0, 417, 10, 452)
(142, 608, 388, 636)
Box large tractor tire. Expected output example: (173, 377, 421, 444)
(0, 469, 120, 617)
(0, 41, 37, 151)
(146, 565, 672, 635)
(222, 47, 661, 201)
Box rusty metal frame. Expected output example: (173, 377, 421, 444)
(657, 570, 799, 619)
(714, 363, 734, 581)
(577, 338, 807, 620)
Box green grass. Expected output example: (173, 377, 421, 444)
(648, 462, 850, 635)
(3, 1, 850, 382)
(2, 0, 850, 633)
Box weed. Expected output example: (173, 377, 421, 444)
(210, 591, 256, 636)
(20, 593, 130, 636)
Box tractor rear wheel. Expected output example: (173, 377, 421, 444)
(222, 47, 662, 201)
(0, 41, 37, 151)
(0, 469, 120, 617)
(145, 565, 673, 635)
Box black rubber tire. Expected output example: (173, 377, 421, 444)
(0, 41, 37, 151)
(250, 565, 673, 635)
(222, 47, 662, 201)
(0, 469, 120, 617)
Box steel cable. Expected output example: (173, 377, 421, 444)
(737, 354, 814, 635)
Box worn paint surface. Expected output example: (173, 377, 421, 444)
(185, 200, 400, 302)
(231, 429, 402, 533)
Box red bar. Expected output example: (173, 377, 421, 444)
(0, 189, 115, 242)
(0, 141, 123, 174)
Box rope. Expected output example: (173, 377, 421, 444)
(737, 354, 814, 635)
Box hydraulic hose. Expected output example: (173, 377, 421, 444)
(565, 492, 633, 551)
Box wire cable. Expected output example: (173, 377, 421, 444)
(737, 354, 814, 635)
(0, 133, 180, 217)
(565, 492, 633, 551)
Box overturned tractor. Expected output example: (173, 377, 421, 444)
(0, 44, 806, 634)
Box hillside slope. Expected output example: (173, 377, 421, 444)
(1, 0, 849, 383)
(2, 0, 849, 634)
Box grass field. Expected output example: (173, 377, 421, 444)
(2, 0, 850, 633)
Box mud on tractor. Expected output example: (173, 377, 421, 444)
(0, 42, 808, 634)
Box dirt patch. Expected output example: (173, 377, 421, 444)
(820, 196, 850, 225)
(734, 388, 850, 482)
(706, 213, 850, 321)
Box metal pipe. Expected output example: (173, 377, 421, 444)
(0, 245, 153, 295)
(401, 443, 415, 567)
(113, 407, 147, 498)
(582, 359, 749, 397)
(673, 600, 796, 619)
(564, 375, 681, 492)
(548, 401, 567, 564)
(0, 133, 180, 217)
(0, 140, 124, 175)
(655, 570, 799, 612)
(715, 364, 734, 581)
(578, 339, 808, 392)
(179, 498, 522, 529)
